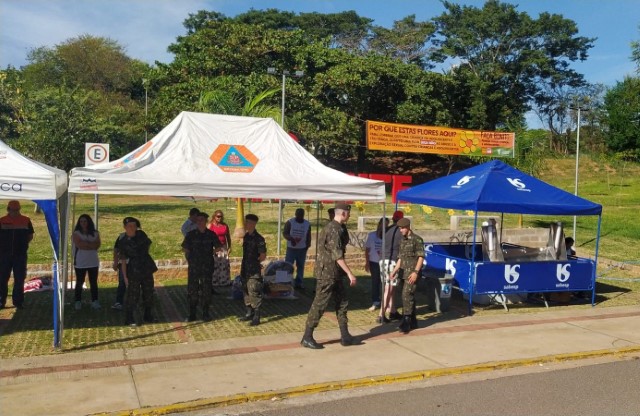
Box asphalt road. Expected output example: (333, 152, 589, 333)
(187, 354, 640, 416)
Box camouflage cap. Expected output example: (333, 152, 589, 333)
(334, 202, 351, 211)
(397, 217, 411, 228)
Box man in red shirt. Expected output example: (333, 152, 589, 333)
(0, 200, 34, 309)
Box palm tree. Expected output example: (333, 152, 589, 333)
(198, 88, 282, 240)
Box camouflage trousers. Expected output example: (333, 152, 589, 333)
(241, 274, 263, 309)
(125, 273, 154, 313)
(401, 274, 418, 315)
(305, 277, 348, 329)
(188, 263, 214, 310)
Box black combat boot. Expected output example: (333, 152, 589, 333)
(398, 315, 411, 334)
(410, 312, 418, 329)
(143, 308, 157, 323)
(124, 310, 136, 327)
(300, 327, 324, 349)
(238, 306, 254, 322)
(249, 308, 260, 326)
(186, 306, 197, 322)
(339, 323, 360, 346)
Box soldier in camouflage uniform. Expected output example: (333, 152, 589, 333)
(182, 212, 222, 322)
(390, 217, 425, 334)
(301, 202, 359, 350)
(238, 214, 266, 326)
(115, 217, 158, 327)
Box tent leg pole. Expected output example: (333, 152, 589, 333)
(277, 200, 283, 256)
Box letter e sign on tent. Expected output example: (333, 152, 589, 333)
(85, 143, 110, 166)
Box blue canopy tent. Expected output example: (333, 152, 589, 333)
(397, 160, 603, 311)
(0, 140, 68, 347)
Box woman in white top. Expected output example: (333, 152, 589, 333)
(365, 217, 388, 311)
(72, 214, 101, 310)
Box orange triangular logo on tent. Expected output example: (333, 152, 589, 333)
(210, 145, 259, 172)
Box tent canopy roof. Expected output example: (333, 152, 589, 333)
(68, 112, 385, 201)
(0, 139, 68, 201)
(397, 160, 602, 216)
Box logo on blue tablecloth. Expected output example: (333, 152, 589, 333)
(503, 264, 520, 289)
(555, 263, 571, 288)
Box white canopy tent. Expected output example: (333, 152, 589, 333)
(68, 112, 385, 200)
(1, 139, 67, 199)
(0, 139, 68, 347)
(64, 112, 385, 347)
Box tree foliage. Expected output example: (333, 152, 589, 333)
(369, 15, 436, 68)
(632, 25, 640, 73)
(0, 6, 610, 173)
(23, 35, 148, 94)
(603, 76, 640, 159)
(432, 0, 594, 130)
(9, 36, 150, 168)
(233, 8, 373, 50)
(0, 69, 27, 143)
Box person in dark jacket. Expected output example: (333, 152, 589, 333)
(238, 214, 267, 326)
(0, 200, 34, 309)
(182, 212, 221, 322)
(115, 217, 157, 326)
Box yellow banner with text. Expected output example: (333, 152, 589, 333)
(366, 120, 515, 157)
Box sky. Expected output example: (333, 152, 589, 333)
(1, 0, 638, 87)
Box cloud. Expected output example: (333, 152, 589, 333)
(0, 0, 214, 67)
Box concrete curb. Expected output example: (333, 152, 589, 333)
(92, 345, 640, 416)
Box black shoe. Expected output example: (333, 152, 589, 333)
(340, 334, 362, 346)
(399, 316, 411, 334)
(376, 316, 390, 324)
(143, 308, 157, 323)
(410, 314, 418, 329)
(249, 309, 260, 326)
(238, 307, 254, 322)
(341, 337, 362, 346)
(301, 337, 324, 349)
(389, 311, 402, 321)
(301, 327, 323, 349)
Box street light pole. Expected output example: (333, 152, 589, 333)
(143, 78, 148, 143)
(280, 72, 286, 128)
(268, 67, 303, 128)
(267, 67, 303, 255)
(572, 106, 581, 242)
